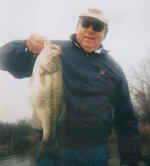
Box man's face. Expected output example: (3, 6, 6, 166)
(76, 17, 105, 53)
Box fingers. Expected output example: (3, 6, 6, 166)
(26, 34, 46, 54)
(26, 33, 61, 55)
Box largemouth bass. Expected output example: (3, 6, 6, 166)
(30, 40, 63, 159)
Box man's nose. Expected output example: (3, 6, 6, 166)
(86, 25, 95, 32)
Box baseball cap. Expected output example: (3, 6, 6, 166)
(79, 8, 108, 24)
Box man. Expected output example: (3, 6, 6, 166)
(0, 8, 141, 166)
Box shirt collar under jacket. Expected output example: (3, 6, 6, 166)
(70, 34, 103, 55)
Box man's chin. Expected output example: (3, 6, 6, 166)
(82, 46, 95, 53)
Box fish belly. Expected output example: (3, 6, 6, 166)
(31, 69, 63, 143)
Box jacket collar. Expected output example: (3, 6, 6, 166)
(70, 34, 103, 55)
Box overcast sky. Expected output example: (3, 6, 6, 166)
(0, 0, 149, 122)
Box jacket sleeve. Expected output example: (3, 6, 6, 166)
(0, 40, 37, 78)
(113, 71, 142, 166)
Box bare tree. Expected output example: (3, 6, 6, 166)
(129, 57, 150, 124)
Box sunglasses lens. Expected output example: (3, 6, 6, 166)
(81, 20, 90, 28)
(93, 22, 105, 32)
(81, 19, 105, 32)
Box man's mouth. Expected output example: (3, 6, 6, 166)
(84, 36, 95, 40)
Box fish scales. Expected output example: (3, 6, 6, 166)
(30, 41, 63, 159)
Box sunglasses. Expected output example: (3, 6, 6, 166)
(80, 19, 105, 32)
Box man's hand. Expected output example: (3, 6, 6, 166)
(26, 33, 46, 54)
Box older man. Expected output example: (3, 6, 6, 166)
(0, 8, 141, 166)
